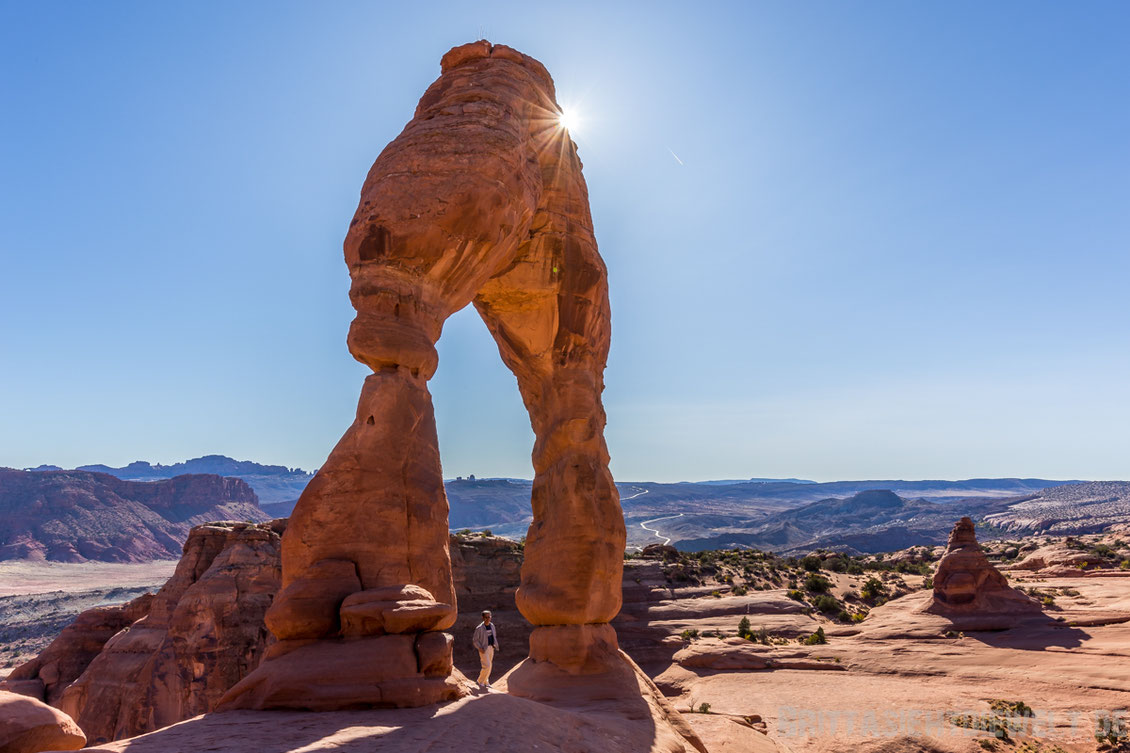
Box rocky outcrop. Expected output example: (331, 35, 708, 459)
(28, 521, 284, 744)
(672, 638, 846, 672)
(925, 517, 1041, 618)
(449, 535, 527, 677)
(3, 593, 154, 704)
(1005, 543, 1105, 573)
(0, 469, 268, 562)
(220, 39, 626, 713)
(0, 690, 85, 752)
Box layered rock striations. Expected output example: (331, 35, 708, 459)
(927, 517, 1042, 615)
(220, 40, 625, 712)
(0, 469, 268, 562)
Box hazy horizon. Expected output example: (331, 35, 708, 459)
(3, 2, 1128, 483)
(10, 454, 1110, 487)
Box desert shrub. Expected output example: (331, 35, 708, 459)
(1095, 713, 1128, 746)
(846, 562, 864, 575)
(737, 616, 752, 639)
(710, 590, 722, 598)
(1121, 560, 1130, 571)
(800, 555, 823, 572)
(481, 529, 492, 537)
(922, 577, 934, 589)
(860, 576, 888, 602)
(804, 573, 832, 593)
(812, 594, 841, 614)
(698, 702, 712, 714)
(825, 557, 847, 573)
(801, 627, 826, 645)
(680, 628, 699, 641)
(950, 714, 1013, 741)
(787, 589, 805, 601)
(731, 584, 748, 596)
(988, 700, 1034, 717)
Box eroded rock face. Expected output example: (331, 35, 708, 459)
(0, 690, 85, 753)
(221, 39, 624, 711)
(2, 592, 153, 705)
(927, 518, 1041, 616)
(52, 521, 283, 744)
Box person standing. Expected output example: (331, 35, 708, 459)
(472, 610, 499, 687)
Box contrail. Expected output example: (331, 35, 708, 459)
(667, 147, 684, 166)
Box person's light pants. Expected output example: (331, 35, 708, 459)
(477, 645, 494, 685)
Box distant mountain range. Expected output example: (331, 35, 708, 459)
(0, 468, 268, 562)
(11, 456, 1126, 559)
(25, 455, 315, 508)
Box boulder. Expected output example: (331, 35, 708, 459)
(0, 690, 85, 752)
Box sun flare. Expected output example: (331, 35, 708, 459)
(557, 108, 580, 132)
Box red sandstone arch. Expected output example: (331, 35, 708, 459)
(220, 41, 625, 710)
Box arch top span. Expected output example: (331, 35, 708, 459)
(219, 40, 625, 712)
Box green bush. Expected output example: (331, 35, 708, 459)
(812, 594, 841, 614)
(860, 576, 888, 602)
(787, 589, 805, 601)
(737, 616, 752, 640)
(804, 573, 832, 593)
(801, 627, 826, 645)
(731, 584, 748, 596)
(825, 557, 848, 573)
(800, 555, 823, 572)
(680, 628, 699, 641)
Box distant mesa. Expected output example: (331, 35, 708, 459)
(0, 468, 269, 562)
(23, 455, 314, 509)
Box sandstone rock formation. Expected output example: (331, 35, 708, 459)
(449, 534, 527, 677)
(3, 522, 285, 745)
(221, 40, 625, 712)
(0, 690, 85, 752)
(926, 517, 1041, 617)
(2, 592, 154, 704)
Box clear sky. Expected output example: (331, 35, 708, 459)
(2, 1, 1128, 482)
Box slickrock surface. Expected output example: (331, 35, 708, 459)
(0, 690, 84, 752)
(223, 39, 627, 714)
(81, 689, 711, 753)
(25, 521, 285, 745)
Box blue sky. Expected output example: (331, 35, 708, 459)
(2, 1, 1128, 482)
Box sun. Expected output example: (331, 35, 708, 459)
(557, 108, 580, 132)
